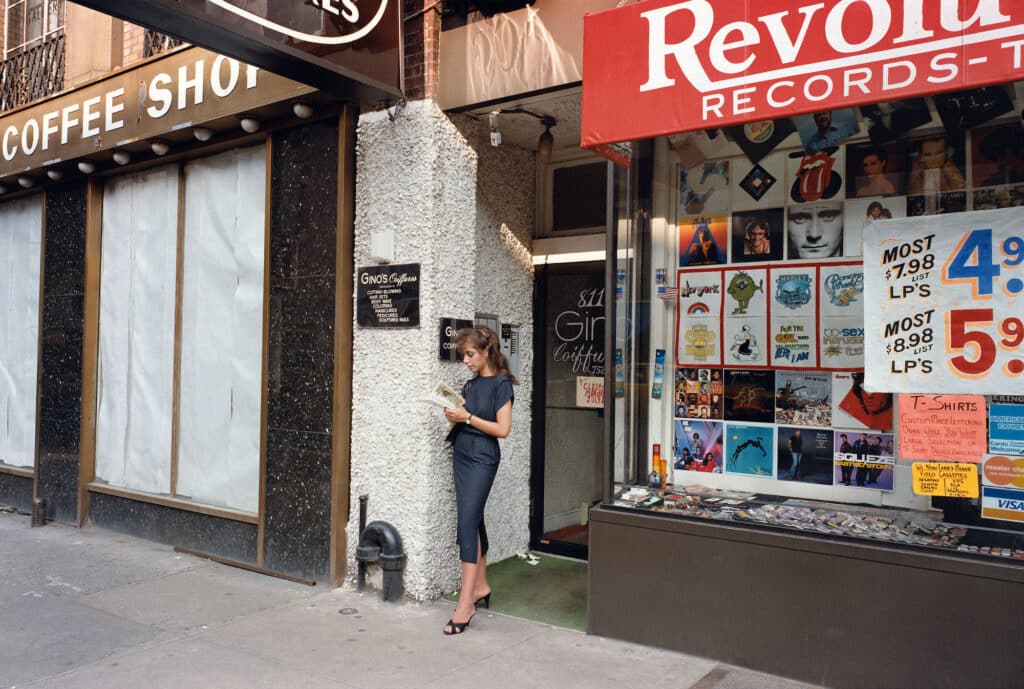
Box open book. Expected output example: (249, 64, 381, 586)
(421, 382, 465, 409)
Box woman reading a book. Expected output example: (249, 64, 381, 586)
(441, 326, 515, 635)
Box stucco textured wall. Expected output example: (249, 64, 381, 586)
(452, 113, 534, 577)
(350, 101, 534, 600)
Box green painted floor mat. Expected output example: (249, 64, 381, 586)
(444, 554, 587, 632)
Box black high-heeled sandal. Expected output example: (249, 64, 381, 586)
(474, 593, 491, 609)
(443, 612, 475, 635)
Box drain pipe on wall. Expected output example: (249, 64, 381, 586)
(354, 494, 406, 601)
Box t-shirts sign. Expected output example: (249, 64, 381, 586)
(897, 394, 987, 463)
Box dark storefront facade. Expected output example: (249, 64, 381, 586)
(0, 45, 359, 583)
(582, 2, 1024, 688)
(0, 1, 555, 600)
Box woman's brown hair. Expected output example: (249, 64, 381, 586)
(455, 326, 518, 384)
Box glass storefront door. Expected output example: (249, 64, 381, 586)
(531, 259, 605, 558)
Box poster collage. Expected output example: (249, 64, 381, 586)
(671, 369, 894, 490)
(677, 89, 1024, 271)
(667, 90, 1024, 497)
(675, 262, 865, 371)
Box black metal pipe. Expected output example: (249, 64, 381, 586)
(355, 519, 406, 601)
(357, 495, 369, 591)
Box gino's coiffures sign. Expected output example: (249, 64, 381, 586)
(0, 47, 314, 178)
(582, 0, 1024, 147)
(72, 0, 401, 99)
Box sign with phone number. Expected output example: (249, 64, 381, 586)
(864, 207, 1024, 394)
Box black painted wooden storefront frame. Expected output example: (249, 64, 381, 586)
(11, 113, 358, 584)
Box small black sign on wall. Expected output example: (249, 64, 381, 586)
(357, 264, 421, 327)
(439, 318, 473, 361)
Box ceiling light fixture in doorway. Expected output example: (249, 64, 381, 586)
(486, 107, 557, 163)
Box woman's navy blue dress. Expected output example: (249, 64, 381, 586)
(451, 375, 514, 563)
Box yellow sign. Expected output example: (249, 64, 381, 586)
(912, 462, 979, 498)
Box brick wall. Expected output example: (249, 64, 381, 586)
(403, 0, 440, 101)
(0, 5, 7, 58)
(122, 22, 145, 67)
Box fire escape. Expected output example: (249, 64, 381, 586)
(0, 30, 63, 112)
(143, 27, 183, 59)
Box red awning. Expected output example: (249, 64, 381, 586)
(582, 0, 1024, 156)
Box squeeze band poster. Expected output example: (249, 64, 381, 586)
(864, 206, 1024, 394)
(676, 262, 864, 371)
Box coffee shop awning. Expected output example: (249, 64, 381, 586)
(581, 0, 1024, 163)
(0, 47, 326, 185)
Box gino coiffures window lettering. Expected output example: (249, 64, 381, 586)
(553, 288, 605, 375)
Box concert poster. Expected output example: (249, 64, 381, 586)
(724, 369, 775, 423)
(833, 431, 896, 491)
(831, 372, 893, 430)
(777, 426, 835, 484)
(724, 423, 775, 477)
(672, 419, 725, 473)
(774, 372, 832, 427)
(674, 367, 724, 420)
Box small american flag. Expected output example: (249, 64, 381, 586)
(658, 286, 679, 301)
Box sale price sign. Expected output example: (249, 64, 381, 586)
(865, 207, 1024, 394)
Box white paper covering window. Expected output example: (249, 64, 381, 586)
(0, 196, 42, 468)
(175, 146, 265, 513)
(95, 165, 179, 495)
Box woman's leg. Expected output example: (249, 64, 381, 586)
(446, 559, 479, 631)
(445, 539, 481, 633)
(474, 535, 490, 600)
(447, 457, 496, 632)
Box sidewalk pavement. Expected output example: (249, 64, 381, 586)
(0, 510, 821, 689)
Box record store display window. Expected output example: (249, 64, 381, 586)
(608, 85, 1024, 563)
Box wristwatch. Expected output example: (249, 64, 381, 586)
(465, 414, 473, 425)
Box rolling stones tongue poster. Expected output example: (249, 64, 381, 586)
(789, 148, 846, 205)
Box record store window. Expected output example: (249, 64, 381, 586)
(608, 84, 1024, 563)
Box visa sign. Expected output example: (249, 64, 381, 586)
(981, 486, 1024, 522)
